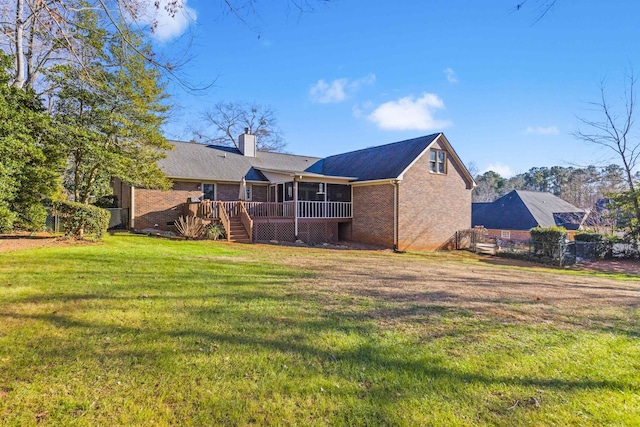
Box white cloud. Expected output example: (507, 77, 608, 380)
(134, 0, 197, 42)
(525, 126, 559, 135)
(310, 78, 348, 103)
(483, 163, 515, 178)
(367, 93, 452, 131)
(309, 74, 376, 103)
(444, 67, 458, 83)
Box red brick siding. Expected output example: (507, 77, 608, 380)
(352, 184, 395, 247)
(132, 180, 269, 230)
(398, 141, 472, 250)
(484, 229, 531, 242)
(217, 183, 239, 201)
(484, 229, 578, 242)
(111, 177, 131, 209)
(252, 185, 268, 202)
(134, 180, 200, 230)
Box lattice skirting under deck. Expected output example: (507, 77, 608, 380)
(253, 219, 341, 243)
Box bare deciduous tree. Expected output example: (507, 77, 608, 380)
(197, 101, 286, 152)
(575, 71, 640, 234)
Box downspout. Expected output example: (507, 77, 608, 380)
(392, 179, 400, 252)
(130, 185, 135, 229)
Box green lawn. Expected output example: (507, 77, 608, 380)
(0, 234, 638, 426)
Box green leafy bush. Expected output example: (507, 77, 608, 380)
(530, 226, 567, 263)
(204, 223, 226, 241)
(56, 201, 110, 239)
(574, 232, 603, 243)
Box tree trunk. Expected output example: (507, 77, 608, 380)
(12, 0, 26, 89)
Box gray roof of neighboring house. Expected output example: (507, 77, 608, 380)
(305, 134, 440, 182)
(158, 141, 321, 182)
(472, 190, 585, 231)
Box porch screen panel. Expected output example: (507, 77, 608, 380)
(298, 182, 324, 201)
(327, 184, 351, 202)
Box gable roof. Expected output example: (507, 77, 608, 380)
(158, 133, 475, 186)
(472, 190, 585, 230)
(305, 134, 439, 182)
(158, 141, 321, 182)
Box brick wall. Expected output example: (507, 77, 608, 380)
(484, 229, 578, 242)
(217, 183, 239, 201)
(352, 184, 395, 247)
(134, 180, 201, 230)
(397, 140, 472, 250)
(252, 185, 267, 202)
(484, 229, 531, 242)
(131, 180, 270, 230)
(111, 177, 131, 209)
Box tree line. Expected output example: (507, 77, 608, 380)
(473, 164, 627, 208)
(0, 0, 290, 233)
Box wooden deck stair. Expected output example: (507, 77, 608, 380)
(227, 217, 251, 243)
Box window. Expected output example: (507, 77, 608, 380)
(284, 182, 294, 201)
(202, 183, 215, 200)
(429, 149, 446, 174)
(501, 230, 511, 239)
(245, 184, 252, 201)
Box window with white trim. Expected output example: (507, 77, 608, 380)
(245, 184, 252, 201)
(429, 149, 447, 174)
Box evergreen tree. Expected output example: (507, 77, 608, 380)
(0, 54, 64, 231)
(49, 10, 172, 204)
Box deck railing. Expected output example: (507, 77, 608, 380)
(217, 201, 231, 242)
(197, 200, 352, 219)
(238, 202, 253, 242)
(297, 201, 352, 219)
(243, 201, 295, 218)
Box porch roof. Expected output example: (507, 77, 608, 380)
(254, 167, 357, 182)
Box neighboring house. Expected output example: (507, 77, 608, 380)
(113, 131, 475, 250)
(472, 190, 586, 241)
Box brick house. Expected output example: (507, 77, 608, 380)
(472, 190, 586, 242)
(113, 132, 475, 250)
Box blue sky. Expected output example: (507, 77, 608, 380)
(147, 1, 640, 177)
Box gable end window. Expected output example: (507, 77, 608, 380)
(430, 149, 447, 174)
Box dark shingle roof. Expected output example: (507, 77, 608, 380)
(305, 134, 440, 182)
(472, 190, 585, 230)
(158, 141, 321, 182)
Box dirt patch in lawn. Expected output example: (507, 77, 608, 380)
(0, 233, 75, 253)
(578, 259, 640, 275)
(266, 247, 640, 333)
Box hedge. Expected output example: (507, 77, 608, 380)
(56, 200, 110, 239)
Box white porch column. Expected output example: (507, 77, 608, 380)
(294, 179, 299, 239)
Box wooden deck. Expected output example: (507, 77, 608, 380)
(186, 200, 352, 244)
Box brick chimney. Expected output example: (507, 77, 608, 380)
(238, 128, 256, 157)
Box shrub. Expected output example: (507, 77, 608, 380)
(56, 201, 110, 239)
(204, 223, 226, 241)
(0, 204, 16, 233)
(530, 226, 567, 263)
(574, 232, 603, 243)
(174, 216, 205, 239)
(14, 203, 48, 231)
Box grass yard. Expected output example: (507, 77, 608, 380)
(0, 234, 639, 426)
